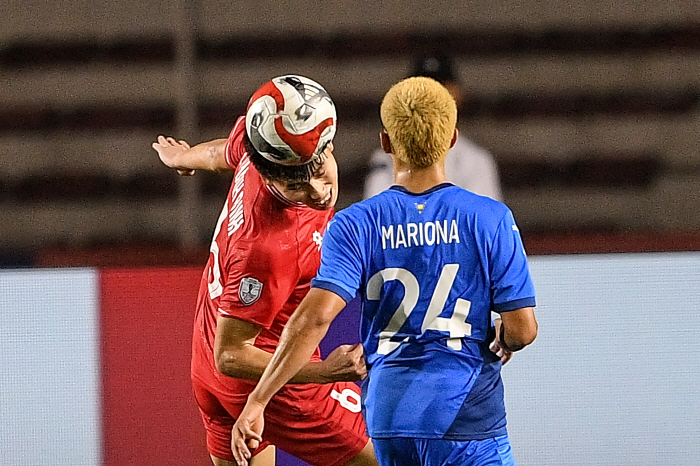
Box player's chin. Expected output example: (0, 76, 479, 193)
(307, 189, 336, 210)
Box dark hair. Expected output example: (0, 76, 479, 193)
(243, 134, 324, 184)
(409, 54, 458, 85)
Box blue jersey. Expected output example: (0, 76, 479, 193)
(311, 183, 536, 440)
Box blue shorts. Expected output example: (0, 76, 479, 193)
(372, 435, 516, 466)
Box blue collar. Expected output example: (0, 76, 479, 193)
(388, 182, 455, 196)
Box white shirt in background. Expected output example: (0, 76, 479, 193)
(363, 135, 503, 201)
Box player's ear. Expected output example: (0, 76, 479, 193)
(380, 130, 392, 154)
(450, 129, 459, 149)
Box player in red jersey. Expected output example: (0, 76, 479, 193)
(152, 76, 377, 466)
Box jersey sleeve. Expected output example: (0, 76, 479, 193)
(218, 240, 300, 328)
(311, 212, 366, 303)
(489, 209, 536, 312)
(224, 116, 248, 169)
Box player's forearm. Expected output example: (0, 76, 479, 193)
(248, 309, 332, 405)
(499, 325, 528, 352)
(499, 307, 538, 352)
(215, 340, 329, 384)
(174, 139, 229, 171)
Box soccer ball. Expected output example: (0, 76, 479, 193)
(246, 75, 336, 166)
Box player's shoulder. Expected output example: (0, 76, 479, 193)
(455, 185, 505, 207)
(440, 185, 512, 226)
(230, 184, 283, 237)
(228, 115, 247, 141)
(333, 199, 372, 221)
(227, 214, 293, 260)
(327, 197, 380, 235)
(224, 116, 248, 168)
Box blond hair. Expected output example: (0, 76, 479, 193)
(380, 77, 457, 169)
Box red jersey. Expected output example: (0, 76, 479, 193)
(191, 116, 334, 400)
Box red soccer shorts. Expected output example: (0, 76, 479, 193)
(193, 376, 369, 466)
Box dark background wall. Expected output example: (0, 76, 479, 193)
(2, 0, 700, 265)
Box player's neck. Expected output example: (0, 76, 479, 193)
(393, 161, 447, 194)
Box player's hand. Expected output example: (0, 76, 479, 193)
(151, 135, 195, 176)
(489, 318, 514, 364)
(321, 343, 367, 382)
(231, 400, 266, 466)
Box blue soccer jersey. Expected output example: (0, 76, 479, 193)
(311, 183, 536, 440)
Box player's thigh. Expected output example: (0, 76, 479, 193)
(478, 435, 516, 466)
(193, 378, 272, 463)
(265, 382, 370, 466)
(456, 435, 516, 466)
(372, 438, 420, 466)
(372, 435, 515, 466)
(211, 445, 276, 466)
(342, 439, 378, 466)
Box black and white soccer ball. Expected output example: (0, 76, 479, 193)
(245, 75, 336, 166)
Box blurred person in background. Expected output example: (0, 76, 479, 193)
(153, 75, 377, 466)
(231, 77, 537, 466)
(363, 54, 503, 202)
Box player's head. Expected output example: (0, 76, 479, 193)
(244, 75, 338, 210)
(380, 76, 458, 169)
(409, 54, 463, 108)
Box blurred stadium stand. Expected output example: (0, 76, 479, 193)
(2, 0, 700, 266)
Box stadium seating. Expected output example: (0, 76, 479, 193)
(2, 0, 699, 255)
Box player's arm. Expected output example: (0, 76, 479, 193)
(214, 312, 365, 384)
(230, 288, 350, 464)
(246, 288, 346, 403)
(231, 213, 364, 465)
(489, 208, 537, 355)
(496, 306, 537, 352)
(152, 136, 231, 173)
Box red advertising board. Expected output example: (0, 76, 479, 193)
(100, 268, 210, 466)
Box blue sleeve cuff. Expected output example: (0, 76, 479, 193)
(493, 297, 536, 313)
(311, 278, 355, 304)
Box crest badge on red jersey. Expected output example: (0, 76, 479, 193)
(239, 277, 263, 305)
